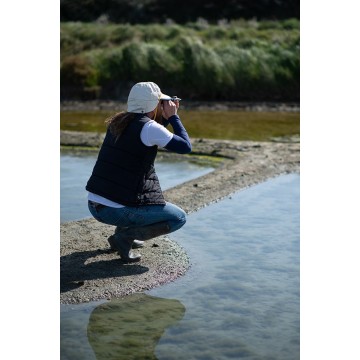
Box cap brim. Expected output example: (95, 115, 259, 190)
(159, 93, 172, 100)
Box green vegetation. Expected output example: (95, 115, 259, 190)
(60, 110, 300, 141)
(60, 19, 299, 101)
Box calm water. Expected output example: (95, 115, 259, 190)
(60, 150, 214, 223)
(61, 174, 300, 360)
(60, 109, 300, 141)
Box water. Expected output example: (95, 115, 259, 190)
(60, 150, 214, 223)
(150, 173, 300, 360)
(61, 174, 300, 360)
(60, 110, 300, 142)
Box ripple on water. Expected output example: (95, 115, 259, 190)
(151, 174, 300, 360)
(60, 174, 299, 360)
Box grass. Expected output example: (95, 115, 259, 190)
(60, 19, 299, 101)
(60, 20, 299, 58)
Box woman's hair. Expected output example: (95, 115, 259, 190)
(105, 111, 136, 140)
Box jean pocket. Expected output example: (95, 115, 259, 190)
(89, 207, 126, 227)
(88, 203, 102, 222)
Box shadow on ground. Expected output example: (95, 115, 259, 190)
(60, 249, 149, 293)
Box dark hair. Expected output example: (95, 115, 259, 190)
(105, 111, 136, 140)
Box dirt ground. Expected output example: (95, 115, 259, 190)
(61, 100, 300, 112)
(60, 131, 300, 304)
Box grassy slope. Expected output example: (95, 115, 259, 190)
(60, 19, 299, 101)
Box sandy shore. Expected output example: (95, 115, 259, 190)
(60, 131, 300, 304)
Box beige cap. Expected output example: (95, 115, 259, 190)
(127, 82, 172, 113)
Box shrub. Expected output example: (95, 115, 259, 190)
(111, 25, 138, 44)
(281, 18, 300, 30)
(120, 43, 151, 80)
(60, 55, 100, 99)
(60, 20, 300, 101)
(141, 24, 169, 42)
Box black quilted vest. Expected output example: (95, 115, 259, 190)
(86, 115, 165, 206)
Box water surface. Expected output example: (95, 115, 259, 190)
(60, 150, 214, 222)
(60, 109, 300, 141)
(61, 174, 299, 360)
(150, 173, 300, 360)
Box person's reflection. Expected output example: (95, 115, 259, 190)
(87, 293, 185, 360)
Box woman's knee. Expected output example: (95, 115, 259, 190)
(165, 202, 186, 219)
(169, 210, 186, 232)
(179, 209, 186, 225)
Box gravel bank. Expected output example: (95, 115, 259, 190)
(60, 131, 300, 304)
(61, 100, 300, 113)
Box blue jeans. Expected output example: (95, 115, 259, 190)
(88, 201, 186, 242)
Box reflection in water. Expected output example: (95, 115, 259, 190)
(87, 293, 185, 360)
(60, 110, 300, 141)
(151, 174, 300, 360)
(61, 174, 299, 360)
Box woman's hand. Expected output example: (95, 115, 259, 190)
(162, 100, 178, 119)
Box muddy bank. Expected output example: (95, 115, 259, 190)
(61, 100, 300, 113)
(60, 132, 300, 304)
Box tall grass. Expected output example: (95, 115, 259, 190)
(60, 19, 299, 101)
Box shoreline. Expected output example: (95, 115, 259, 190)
(60, 100, 300, 113)
(60, 132, 300, 304)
